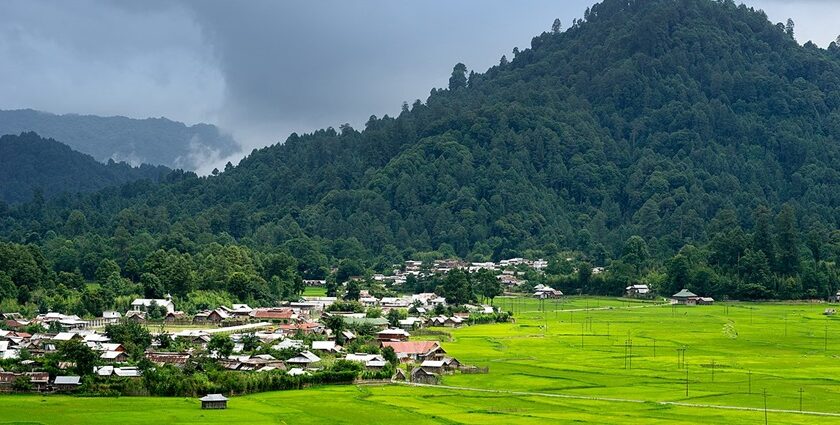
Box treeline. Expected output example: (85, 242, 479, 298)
(0, 240, 303, 317)
(536, 205, 840, 300)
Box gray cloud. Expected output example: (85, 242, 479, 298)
(1, 0, 838, 173)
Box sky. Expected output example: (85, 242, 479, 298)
(1, 0, 839, 173)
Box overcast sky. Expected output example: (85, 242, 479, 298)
(1, 0, 838, 172)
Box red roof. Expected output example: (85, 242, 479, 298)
(279, 322, 320, 331)
(253, 309, 295, 319)
(381, 341, 441, 355)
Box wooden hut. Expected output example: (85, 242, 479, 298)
(200, 394, 229, 409)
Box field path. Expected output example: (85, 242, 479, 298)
(520, 302, 669, 314)
(398, 382, 840, 418)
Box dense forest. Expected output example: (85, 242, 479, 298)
(0, 132, 169, 203)
(0, 109, 239, 170)
(3, 0, 840, 315)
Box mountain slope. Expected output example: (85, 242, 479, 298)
(5, 0, 840, 262)
(0, 109, 239, 170)
(0, 132, 170, 203)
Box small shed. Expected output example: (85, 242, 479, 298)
(410, 367, 440, 385)
(392, 368, 407, 382)
(200, 394, 229, 409)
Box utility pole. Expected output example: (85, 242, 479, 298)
(685, 369, 689, 397)
(799, 387, 804, 412)
(763, 388, 768, 425)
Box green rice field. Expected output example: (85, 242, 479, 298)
(3, 296, 840, 424)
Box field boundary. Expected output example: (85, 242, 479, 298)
(397, 382, 840, 418)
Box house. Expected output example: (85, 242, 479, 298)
(53, 376, 81, 391)
(278, 321, 324, 335)
(381, 341, 446, 362)
(671, 289, 699, 305)
(164, 311, 187, 322)
(200, 394, 228, 409)
(100, 350, 128, 363)
(830, 291, 840, 303)
(26, 372, 50, 391)
(102, 311, 121, 320)
(225, 304, 253, 317)
(533, 285, 563, 299)
(345, 353, 387, 370)
(410, 367, 440, 384)
(193, 309, 229, 324)
(311, 340, 342, 353)
(145, 352, 190, 367)
(359, 296, 378, 307)
(625, 284, 651, 298)
(130, 297, 175, 314)
(4, 319, 29, 330)
(286, 351, 321, 366)
(251, 308, 297, 323)
(442, 357, 462, 370)
(287, 367, 307, 376)
(339, 316, 389, 330)
(52, 332, 81, 342)
(125, 311, 146, 323)
(272, 339, 304, 351)
(380, 297, 411, 309)
(392, 368, 408, 381)
(419, 359, 445, 374)
(429, 316, 463, 328)
(376, 328, 410, 342)
(340, 330, 357, 342)
(99, 351, 128, 363)
(398, 317, 423, 330)
(697, 297, 715, 305)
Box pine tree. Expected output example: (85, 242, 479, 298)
(775, 204, 799, 275)
(448, 63, 467, 90)
(552, 18, 562, 34)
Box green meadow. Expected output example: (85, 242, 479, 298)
(3, 297, 840, 424)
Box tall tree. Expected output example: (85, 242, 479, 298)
(552, 18, 562, 34)
(752, 206, 776, 268)
(775, 204, 799, 275)
(448, 63, 467, 90)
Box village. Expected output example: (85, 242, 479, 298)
(0, 256, 723, 408)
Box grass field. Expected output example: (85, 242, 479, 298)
(4, 297, 840, 424)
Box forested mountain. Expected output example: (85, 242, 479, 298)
(0, 109, 239, 170)
(3, 0, 840, 315)
(0, 132, 169, 203)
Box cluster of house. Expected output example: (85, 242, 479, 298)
(357, 258, 549, 288)
(0, 371, 84, 393)
(0, 325, 143, 393)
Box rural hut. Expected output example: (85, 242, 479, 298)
(671, 289, 699, 305)
(200, 394, 229, 409)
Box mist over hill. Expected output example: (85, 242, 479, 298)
(0, 109, 239, 171)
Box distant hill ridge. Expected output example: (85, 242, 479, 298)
(0, 132, 169, 203)
(0, 109, 239, 170)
